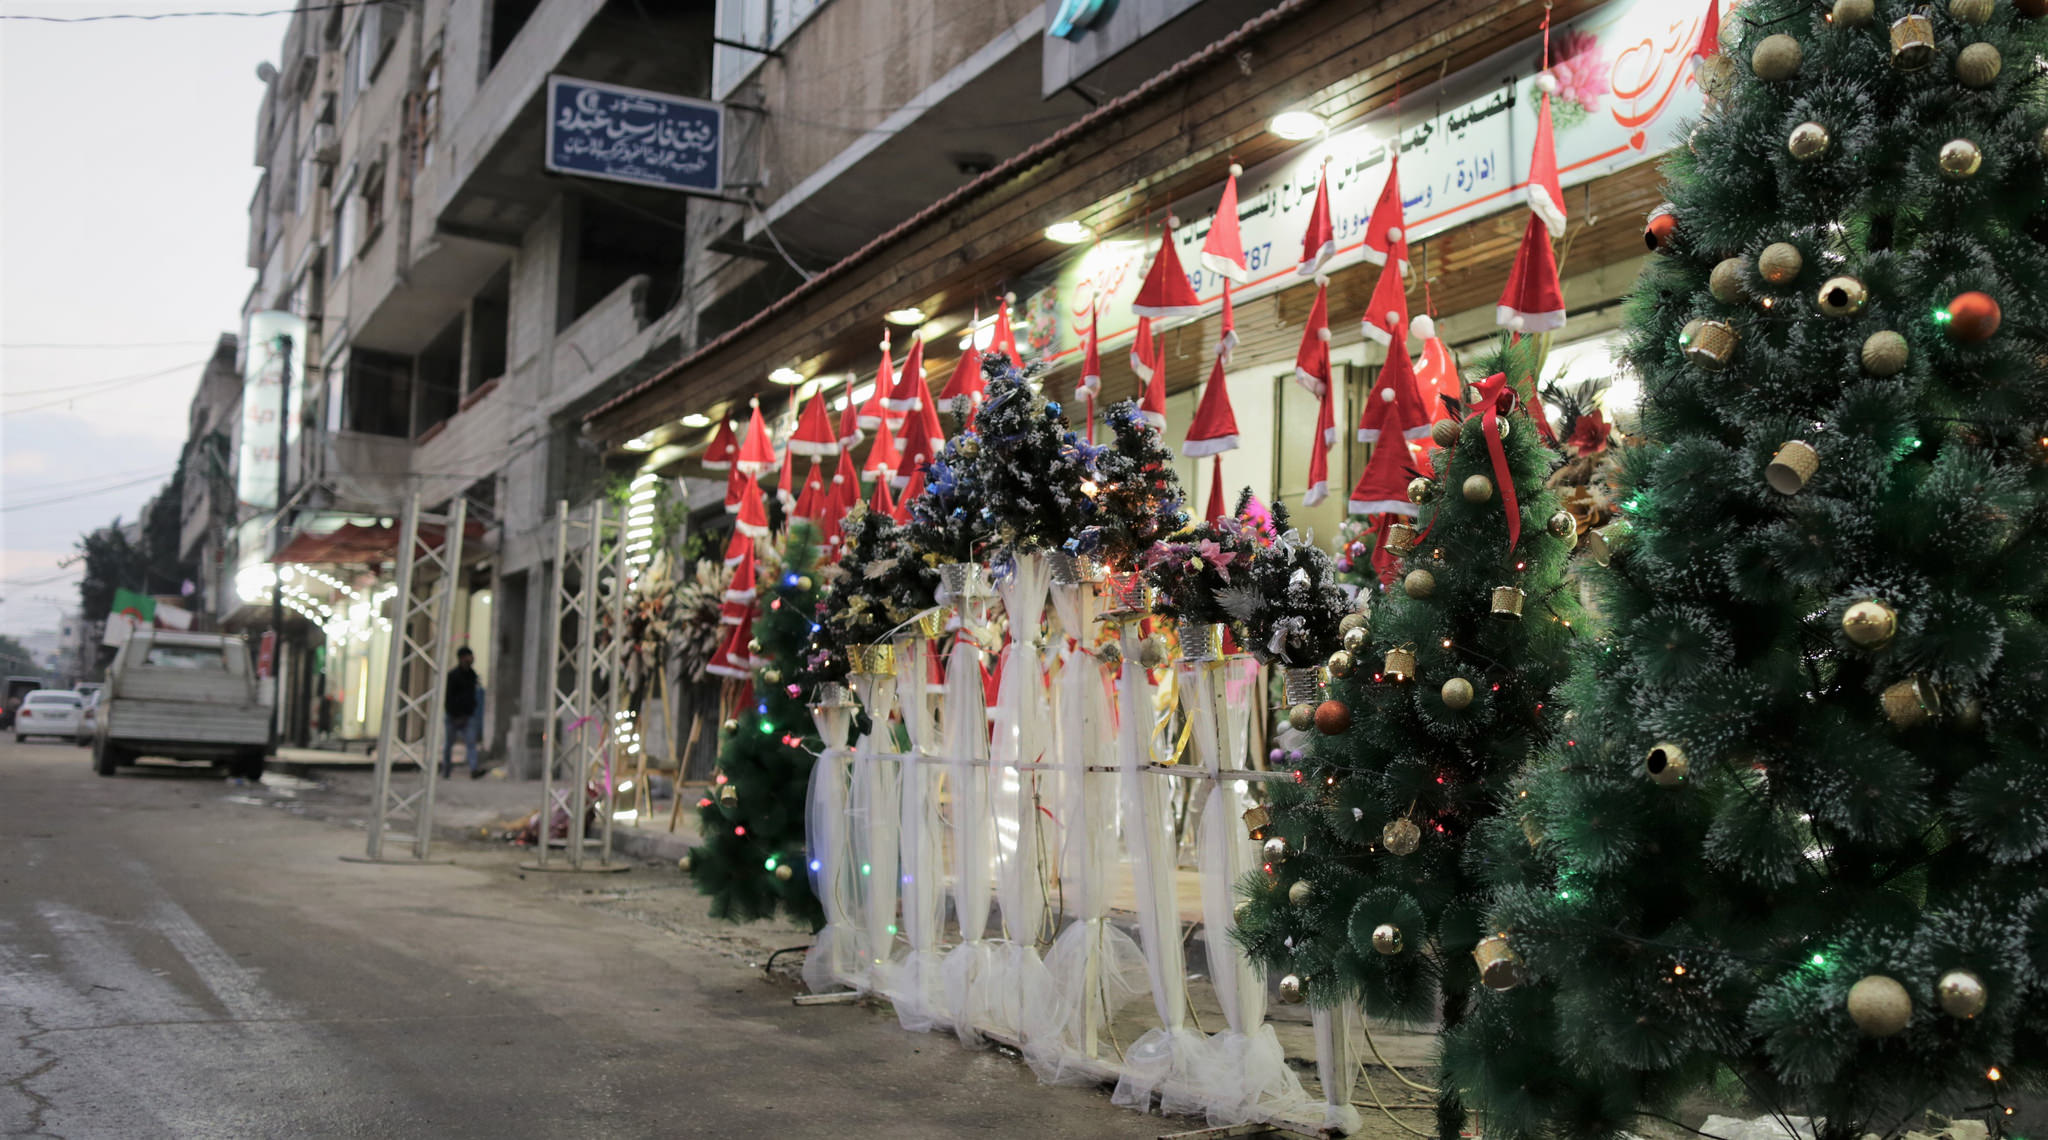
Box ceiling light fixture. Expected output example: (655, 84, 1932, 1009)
(1268, 109, 1327, 140)
(680, 413, 711, 428)
(885, 307, 927, 326)
(622, 435, 654, 452)
(769, 366, 804, 385)
(1044, 220, 1092, 244)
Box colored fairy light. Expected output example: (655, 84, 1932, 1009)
(757, 703, 768, 715)
(783, 573, 799, 587)
(860, 862, 872, 875)
(1933, 308, 1953, 325)
(1673, 963, 1687, 975)
(809, 859, 822, 872)
(758, 720, 774, 734)
(886, 923, 899, 935)
(734, 826, 747, 836)
(1810, 953, 1827, 966)
(764, 855, 779, 870)
(1988, 1067, 2002, 1082)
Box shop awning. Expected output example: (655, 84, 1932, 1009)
(271, 518, 488, 565)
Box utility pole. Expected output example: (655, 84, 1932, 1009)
(269, 334, 293, 751)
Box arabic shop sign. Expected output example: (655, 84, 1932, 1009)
(545, 76, 723, 195)
(1015, 0, 1713, 364)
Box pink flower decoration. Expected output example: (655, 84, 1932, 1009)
(1543, 31, 1609, 113)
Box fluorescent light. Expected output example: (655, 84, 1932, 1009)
(680, 413, 711, 428)
(958, 316, 997, 352)
(1044, 220, 1092, 244)
(1269, 110, 1326, 140)
(833, 381, 874, 411)
(769, 367, 804, 385)
(885, 307, 927, 326)
(622, 434, 653, 452)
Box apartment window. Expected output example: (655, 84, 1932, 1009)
(359, 160, 385, 250)
(339, 6, 399, 121)
(713, 0, 828, 100)
(487, 0, 542, 71)
(330, 164, 358, 274)
(412, 53, 442, 170)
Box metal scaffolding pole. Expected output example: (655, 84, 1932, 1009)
(348, 494, 466, 864)
(525, 499, 628, 873)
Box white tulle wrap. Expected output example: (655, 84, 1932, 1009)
(1025, 580, 1150, 1084)
(881, 634, 949, 1032)
(847, 665, 901, 996)
(938, 586, 999, 1042)
(1312, 1002, 1366, 1134)
(802, 698, 861, 995)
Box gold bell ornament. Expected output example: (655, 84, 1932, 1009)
(1474, 934, 1526, 991)
(1382, 818, 1422, 856)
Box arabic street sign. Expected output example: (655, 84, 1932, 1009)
(545, 76, 723, 195)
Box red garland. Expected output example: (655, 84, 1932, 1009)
(1470, 371, 1522, 551)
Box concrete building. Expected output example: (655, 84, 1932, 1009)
(177, 335, 245, 627)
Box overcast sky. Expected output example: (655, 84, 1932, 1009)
(1, 1, 280, 640)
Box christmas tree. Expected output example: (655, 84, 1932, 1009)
(1075, 399, 1188, 569)
(1234, 338, 1583, 1140)
(688, 522, 830, 927)
(903, 407, 988, 566)
(969, 363, 1090, 559)
(1451, 4, 2048, 1137)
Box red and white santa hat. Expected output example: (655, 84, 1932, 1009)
(857, 334, 896, 431)
(916, 378, 945, 452)
(1362, 153, 1411, 277)
(1182, 354, 1240, 457)
(829, 449, 860, 513)
(788, 389, 841, 457)
(722, 460, 747, 514)
(1361, 256, 1411, 348)
(722, 525, 751, 568)
(1302, 380, 1335, 508)
(701, 417, 738, 471)
(1296, 165, 1335, 278)
(735, 399, 778, 477)
(735, 474, 771, 537)
(885, 334, 926, 413)
(1131, 315, 1157, 381)
(1497, 213, 1568, 334)
(1218, 280, 1238, 366)
(1692, 0, 1724, 78)
(724, 545, 758, 604)
(1357, 335, 1433, 444)
(790, 463, 825, 525)
(1132, 224, 1203, 321)
(1294, 279, 1332, 397)
(893, 414, 934, 492)
(705, 616, 752, 679)
(718, 596, 750, 626)
(861, 422, 900, 484)
(1527, 92, 1568, 240)
(1201, 163, 1250, 284)
(1204, 456, 1228, 523)
(1077, 303, 1102, 399)
(991, 297, 1023, 370)
(939, 338, 985, 410)
(1138, 344, 1168, 432)
(775, 449, 796, 508)
(834, 382, 866, 450)
(892, 466, 924, 522)
(867, 472, 896, 518)
(1348, 437, 1421, 518)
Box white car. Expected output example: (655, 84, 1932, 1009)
(14, 689, 85, 742)
(75, 690, 101, 747)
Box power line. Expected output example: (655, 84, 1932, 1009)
(0, 1, 385, 23)
(1, 359, 206, 412)
(2, 339, 216, 349)
(0, 472, 171, 513)
(6, 465, 176, 495)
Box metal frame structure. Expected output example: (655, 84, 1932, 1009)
(527, 499, 629, 872)
(353, 494, 467, 862)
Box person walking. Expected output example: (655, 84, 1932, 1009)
(441, 647, 482, 779)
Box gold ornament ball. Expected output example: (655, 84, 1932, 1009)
(1938, 969, 1988, 1019)
(1757, 242, 1803, 286)
(1371, 923, 1405, 956)
(1288, 703, 1317, 732)
(1403, 569, 1437, 599)
(1315, 699, 1353, 736)
(795, 575, 814, 591)
(1645, 742, 1690, 786)
(957, 437, 981, 458)
(1832, 0, 1875, 25)
(1431, 418, 1462, 449)
(1950, 0, 1994, 24)
(1789, 121, 1832, 162)
(1441, 677, 1475, 710)
(1341, 624, 1370, 653)
(1861, 331, 1910, 377)
(1340, 612, 1370, 635)
(1842, 600, 1898, 649)
(762, 668, 782, 684)
(1277, 974, 1305, 1004)
(1287, 879, 1312, 904)
(1382, 818, 1422, 856)
(1956, 42, 2002, 89)
(746, 638, 763, 656)
(1817, 276, 1868, 319)
(678, 853, 693, 872)
(1883, 675, 1941, 728)
(774, 863, 794, 882)
(1547, 510, 1578, 540)
(1938, 139, 1983, 180)
(1847, 974, 1913, 1036)
(1751, 34, 1803, 81)
(1709, 257, 1751, 305)
(1407, 477, 1437, 504)
(1263, 835, 1291, 863)
(1462, 474, 1495, 503)
(1327, 650, 1355, 679)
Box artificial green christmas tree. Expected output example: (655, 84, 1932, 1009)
(1234, 338, 1583, 1140)
(1450, 4, 2048, 1137)
(688, 522, 829, 927)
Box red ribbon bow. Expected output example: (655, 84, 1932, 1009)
(1470, 371, 1522, 551)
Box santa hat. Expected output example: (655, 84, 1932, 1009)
(735, 400, 777, 477)
(724, 546, 758, 604)
(1182, 354, 1239, 457)
(1139, 349, 1168, 432)
(861, 424, 899, 483)
(867, 473, 896, 517)
(788, 390, 841, 457)
(857, 335, 895, 431)
(1201, 163, 1250, 283)
(1357, 337, 1433, 444)
(885, 335, 926, 413)
(1692, 0, 1724, 73)
(1131, 315, 1157, 381)
(1349, 438, 1421, 517)
(1078, 305, 1102, 399)
(1360, 257, 1411, 348)
(1205, 456, 1227, 523)
(1527, 94, 1567, 239)
(1132, 225, 1203, 321)
(1302, 380, 1335, 508)
(734, 474, 771, 538)
(1361, 153, 1411, 277)
(1496, 213, 1568, 333)
(1296, 166, 1335, 278)
(992, 298, 1023, 370)
(791, 463, 825, 525)
(718, 597, 750, 626)
(1294, 280, 1332, 396)
(722, 526, 751, 568)
(830, 450, 860, 511)
(775, 450, 795, 508)
(723, 460, 747, 513)
(893, 412, 934, 491)
(701, 418, 738, 471)
(916, 381, 945, 453)
(891, 468, 924, 523)
(1218, 280, 1237, 366)
(835, 383, 866, 450)
(706, 616, 752, 679)
(939, 339, 985, 410)
(1411, 319, 1460, 417)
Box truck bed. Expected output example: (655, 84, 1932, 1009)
(105, 699, 270, 750)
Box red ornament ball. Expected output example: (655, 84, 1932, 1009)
(1945, 292, 2002, 342)
(1314, 699, 1353, 736)
(1644, 205, 1679, 253)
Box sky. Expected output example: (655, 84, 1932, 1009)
(0, 1, 281, 641)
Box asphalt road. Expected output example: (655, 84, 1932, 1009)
(0, 740, 1169, 1139)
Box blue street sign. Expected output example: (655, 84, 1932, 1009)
(545, 76, 723, 195)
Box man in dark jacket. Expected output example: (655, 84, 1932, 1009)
(441, 647, 483, 779)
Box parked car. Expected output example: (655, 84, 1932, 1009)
(74, 690, 101, 747)
(1, 675, 43, 729)
(14, 689, 84, 742)
(94, 631, 270, 779)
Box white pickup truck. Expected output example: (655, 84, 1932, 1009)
(94, 630, 270, 779)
